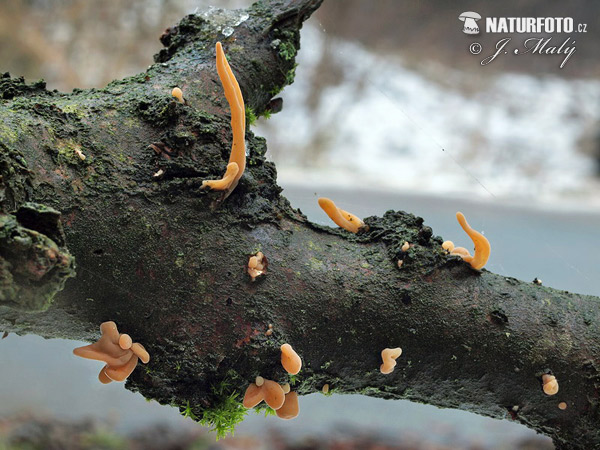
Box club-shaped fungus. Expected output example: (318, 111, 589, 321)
(322, 383, 330, 394)
(558, 402, 567, 410)
(380, 347, 402, 374)
(276, 392, 299, 419)
(542, 374, 559, 395)
(202, 42, 245, 196)
(401, 241, 410, 252)
(281, 383, 291, 394)
(248, 251, 267, 281)
(281, 343, 302, 375)
(73, 321, 149, 384)
(242, 383, 264, 408)
(171, 87, 185, 104)
(446, 212, 491, 270)
(255, 376, 265, 387)
(318, 197, 364, 233)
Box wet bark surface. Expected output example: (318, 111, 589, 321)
(0, 1, 598, 448)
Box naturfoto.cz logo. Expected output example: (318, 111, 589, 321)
(459, 12, 588, 68)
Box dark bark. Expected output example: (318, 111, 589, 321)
(0, 1, 598, 448)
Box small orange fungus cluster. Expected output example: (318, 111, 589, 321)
(171, 87, 185, 104)
(242, 343, 303, 419)
(542, 374, 559, 395)
(248, 251, 267, 281)
(73, 321, 149, 384)
(380, 347, 402, 374)
(443, 212, 491, 270)
(318, 197, 364, 233)
(202, 42, 246, 196)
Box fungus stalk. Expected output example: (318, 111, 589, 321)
(201, 42, 246, 196)
(447, 212, 491, 270)
(318, 197, 364, 233)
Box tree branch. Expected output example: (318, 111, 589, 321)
(0, 1, 597, 448)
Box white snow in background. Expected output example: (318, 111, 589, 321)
(256, 25, 600, 210)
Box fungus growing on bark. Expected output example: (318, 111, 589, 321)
(247, 251, 267, 281)
(118, 334, 132, 349)
(401, 241, 410, 252)
(380, 347, 402, 374)
(558, 402, 567, 410)
(542, 374, 559, 395)
(255, 376, 265, 387)
(171, 87, 185, 104)
(202, 42, 245, 195)
(318, 197, 364, 233)
(242, 379, 285, 410)
(281, 383, 291, 394)
(322, 383, 330, 394)
(281, 343, 302, 375)
(446, 212, 491, 270)
(74, 147, 86, 161)
(276, 392, 299, 419)
(73, 321, 149, 384)
(441, 240, 454, 252)
(242, 383, 263, 408)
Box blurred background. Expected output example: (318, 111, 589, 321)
(2, 0, 600, 448)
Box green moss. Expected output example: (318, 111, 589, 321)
(278, 41, 297, 61)
(254, 404, 276, 417)
(245, 106, 258, 126)
(179, 378, 248, 440)
(0, 122, 19, 144)
(285, 63, 298, 85)
(198, 382, 247, 439)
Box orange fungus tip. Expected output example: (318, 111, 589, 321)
(542, 374, 559, 396)
(442, 240, 454, 252)
(558, 402, 567, 410)
(118, 334, 132, 350)
(171, 87, 184, 104)
(263, 380, 285, 410)
(318, 197, 364, 233)
(380, 347, 402, 374)
(281, 343, 302, 375)
(276, 392, 299, 419)
(322, 384, 330, 394)
(247, 251, 267, 281)
(243, 383, 263, 408)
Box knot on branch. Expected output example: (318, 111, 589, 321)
(0, 203, 75, 311)
(360, 211, 446, 271)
